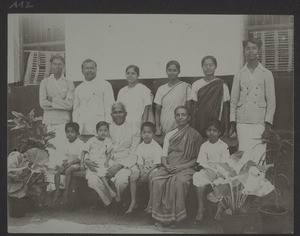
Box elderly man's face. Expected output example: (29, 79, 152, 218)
(82, 62, 97, 81)
(111, 105, 127, 125)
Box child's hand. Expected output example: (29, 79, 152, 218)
(104, 160, 109, 168)
(141, 172, 148, 181)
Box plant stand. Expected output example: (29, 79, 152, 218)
(8, 197, 29, 218)
(259, 205, 288, 233)
(220, 213, 249, 234)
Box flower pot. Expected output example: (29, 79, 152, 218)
(221, 213, 249, 234)
(8, 197, 29, 218)
(259, 204, 288, 234)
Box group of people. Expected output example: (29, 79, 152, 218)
(39, 37, 276, 228)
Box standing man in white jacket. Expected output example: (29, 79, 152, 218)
(229, 38, 276, 164)
(73, 59, 115, 137)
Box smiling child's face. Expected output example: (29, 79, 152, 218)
(97, 125, 109, 140)
(206, 125, 220, 143)
(66, 127, 78, 143)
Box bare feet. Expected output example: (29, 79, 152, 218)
(214, 212, 221, 221)
(109, 190, 121, 202)
(169, 223, 177, 229)
(154, 221, 163, 228)
(125, 203, 138, 214)
(194, 207, 206, 224)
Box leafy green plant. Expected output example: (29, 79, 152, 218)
(205, 152, 274, 215)
(7, 149, 49, 199)
(256, 129, 294, 213)
(8, 109, 56, 152)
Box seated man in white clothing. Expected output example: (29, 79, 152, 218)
(84, 102, 140, 208)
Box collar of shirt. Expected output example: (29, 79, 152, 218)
(50, 73, 65, 83)
(142, 139, 153, 146)
(241, 62, 266, 73)
(207, 138, 222, 146)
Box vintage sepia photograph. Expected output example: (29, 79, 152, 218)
(7, 13, 294, 234)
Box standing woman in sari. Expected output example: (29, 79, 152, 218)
(154, 60, 192, 137)
(147, 106, 203, 228)
(191, 56, 230, 137)
(117, 65, 154, 130)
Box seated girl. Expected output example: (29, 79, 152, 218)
(192, 119, 230, 222)
(126, 122, 162, 214)
(82, 121, 120, 202)
(53, 122, 84, 204)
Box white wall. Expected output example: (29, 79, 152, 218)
(65, 14, 244, 81)
(7, 14, 20, 84)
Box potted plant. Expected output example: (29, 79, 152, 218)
(7, 109, 55, 217)
(203, 151, 274, 233)
(256, 129, 293, 233)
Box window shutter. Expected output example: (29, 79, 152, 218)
(252, 29, 294, 72)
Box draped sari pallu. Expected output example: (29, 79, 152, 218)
(160, 82, 191, 135)
(147, 125, 202, 223)
(192, 79, 223, 137)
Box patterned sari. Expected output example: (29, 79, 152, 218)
(147, 125, 202, 224)
(161, 82, 191, 135)
(192, 79, 223, 137)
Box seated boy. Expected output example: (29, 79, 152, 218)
(53, 122, 84, 204)
(126, 122, 162, 214)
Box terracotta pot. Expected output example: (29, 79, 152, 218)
(221, 213, 249, 234)
(259, 204, 288, 234)
(8, 197, 29, 218)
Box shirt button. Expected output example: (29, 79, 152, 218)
(255, 94, 257, 96)
(254, 102, 256, 104)
(256, 87, 259, 89)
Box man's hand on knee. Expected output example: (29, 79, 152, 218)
(106, 164, 123, 178)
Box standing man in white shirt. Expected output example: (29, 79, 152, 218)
(73, 59, 115, 137)
(229, 38, 276, 164)
(39, 54, 75, 169)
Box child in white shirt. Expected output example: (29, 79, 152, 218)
(193, 119, 230, 222)
(125, 122, 162, 214)
(53, 122, 84, 204)
(82, 121, 120, 202)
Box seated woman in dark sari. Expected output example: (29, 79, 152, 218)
(146, 106, 203, 228)
(191, 56, 230, 137)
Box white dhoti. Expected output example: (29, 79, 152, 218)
(86, 168, 131, 206)
(237, 123, 266, 164)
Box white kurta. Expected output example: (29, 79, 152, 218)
(136, 139, 162, 175)
(73, 78, 115, 135)
(117, 83, 153, 130)
(83, 137, 114, 178)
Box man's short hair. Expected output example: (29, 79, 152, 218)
(141, 122, 155, 133)
(111, 101, 127, 112)
(242, 37, 262, 50)
(65, 122, 80, 133)
(81, 59, 97, 70)
(50, 54, 65, 65)
(174, 105, 191, 116)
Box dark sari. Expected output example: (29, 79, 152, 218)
(146, 125, 203, 224)
(192, 79, 224, 137)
